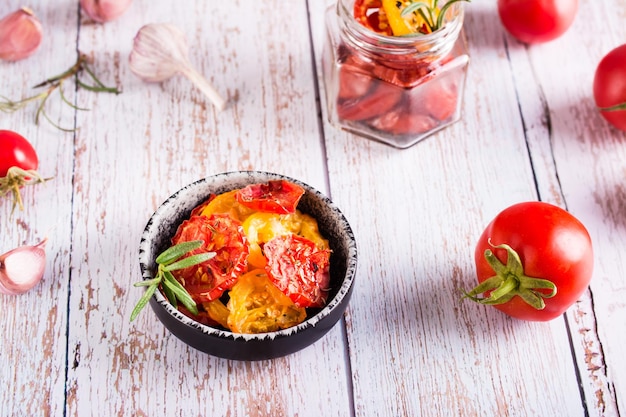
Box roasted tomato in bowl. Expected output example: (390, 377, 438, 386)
(136, 171, 357, 360)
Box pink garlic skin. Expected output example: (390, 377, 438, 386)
(0, 239, 47, 295)
(0, 7, 43, 62)
(80, 0, 133, 23)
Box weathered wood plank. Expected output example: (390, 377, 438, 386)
(309, 0, 595, 415)
(506, 0, 626, 414)
(63, 1, 351, 416)
(0, 1, 80, 416)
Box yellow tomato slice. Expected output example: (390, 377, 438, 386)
(382, 0, 412, 35)
(242, 211, 329, 269)
(199, 190, 255, 222)
(382, 0, 436, 35)
(202, 299, 230, 329)
(226, 270, 306, 334)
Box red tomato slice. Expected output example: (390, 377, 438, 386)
(264, 234, 331, 308)
(422, 76, 459, 121)
(353, 0, 393, 36)
(337, 77, 404, 122)
(337, 60, 375, 101)
(235, 180, 305, 214)
(171, 214, 249, 302)
(368, 105, 438, 136)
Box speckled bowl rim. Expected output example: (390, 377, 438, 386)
(138, 171, 357, 343)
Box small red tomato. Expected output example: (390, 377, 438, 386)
(171, 214, 249, 302)
(497, 0, 578, 44)
(465, 202, 593, 321)
(0, 130, 46, 212)
(264, 234, 331, 308)
(593, 44, 626, 132)
(235, 180, 305, 215)
(0, 129, 38, 177)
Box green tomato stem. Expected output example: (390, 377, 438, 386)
(463, 242, 557, 310)
(599, 102, 626, 112)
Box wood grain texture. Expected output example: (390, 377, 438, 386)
(1, 0, 625, 416)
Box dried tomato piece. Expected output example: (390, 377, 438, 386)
(227, 269, 307, 334)
(171, 214, 249, 302)
(264, 234, 331, 308)
(235, 180, 305, 215)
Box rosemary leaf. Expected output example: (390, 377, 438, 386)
(155, 240, 204, 265)
(130, 282, 159, 322)
(163, 271, 198, 314)
(163, 252, 215, 271)
(133, 277, 162, 287)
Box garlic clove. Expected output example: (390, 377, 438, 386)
(80, 0, 133, 23)
(129, 23, 227, 111)
(0, 238, 47, 295)
(0, 7, 44, 62)
(129, 23, 185, 82)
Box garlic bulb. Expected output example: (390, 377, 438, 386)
(0, 7, 43, 62)
(129, 23, 227, 111)
(80, 0, 133, 23)
(0, 239, 47, 295)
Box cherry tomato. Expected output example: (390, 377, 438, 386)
(226, 269, 307, 333)
(593, 44, 626, 132)
(466, 202, 593, 321)
(235, 180, 305, 215)
(171, 214, 249, 302)
(0, 130, 38, 177)
(497, 0, 578, 44)
(264, 234, 331, 308)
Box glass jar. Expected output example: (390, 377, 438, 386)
(322, 0, 469, 149)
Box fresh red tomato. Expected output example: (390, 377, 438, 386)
(171, 214, 249, 302)
(497, 0, 578, 44)
(264, 234, 331, 308)
(235, 180, 305, 215)
(593, 44, 626, 132)
(466, 201, 593, 321)
(0, 130, 38, 177)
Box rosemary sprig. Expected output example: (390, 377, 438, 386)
(401, 0, 470, 33)
(130, 240, 215, 322)
(0, 52, 121, 131)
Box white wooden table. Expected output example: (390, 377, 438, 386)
(2, 1, 625, 416)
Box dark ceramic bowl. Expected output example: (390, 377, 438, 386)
(138, 171, 357, 361)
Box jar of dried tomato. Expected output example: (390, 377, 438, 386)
(322, 0, 469, 149)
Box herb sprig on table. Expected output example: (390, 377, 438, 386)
(0, 52, 120, 131)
